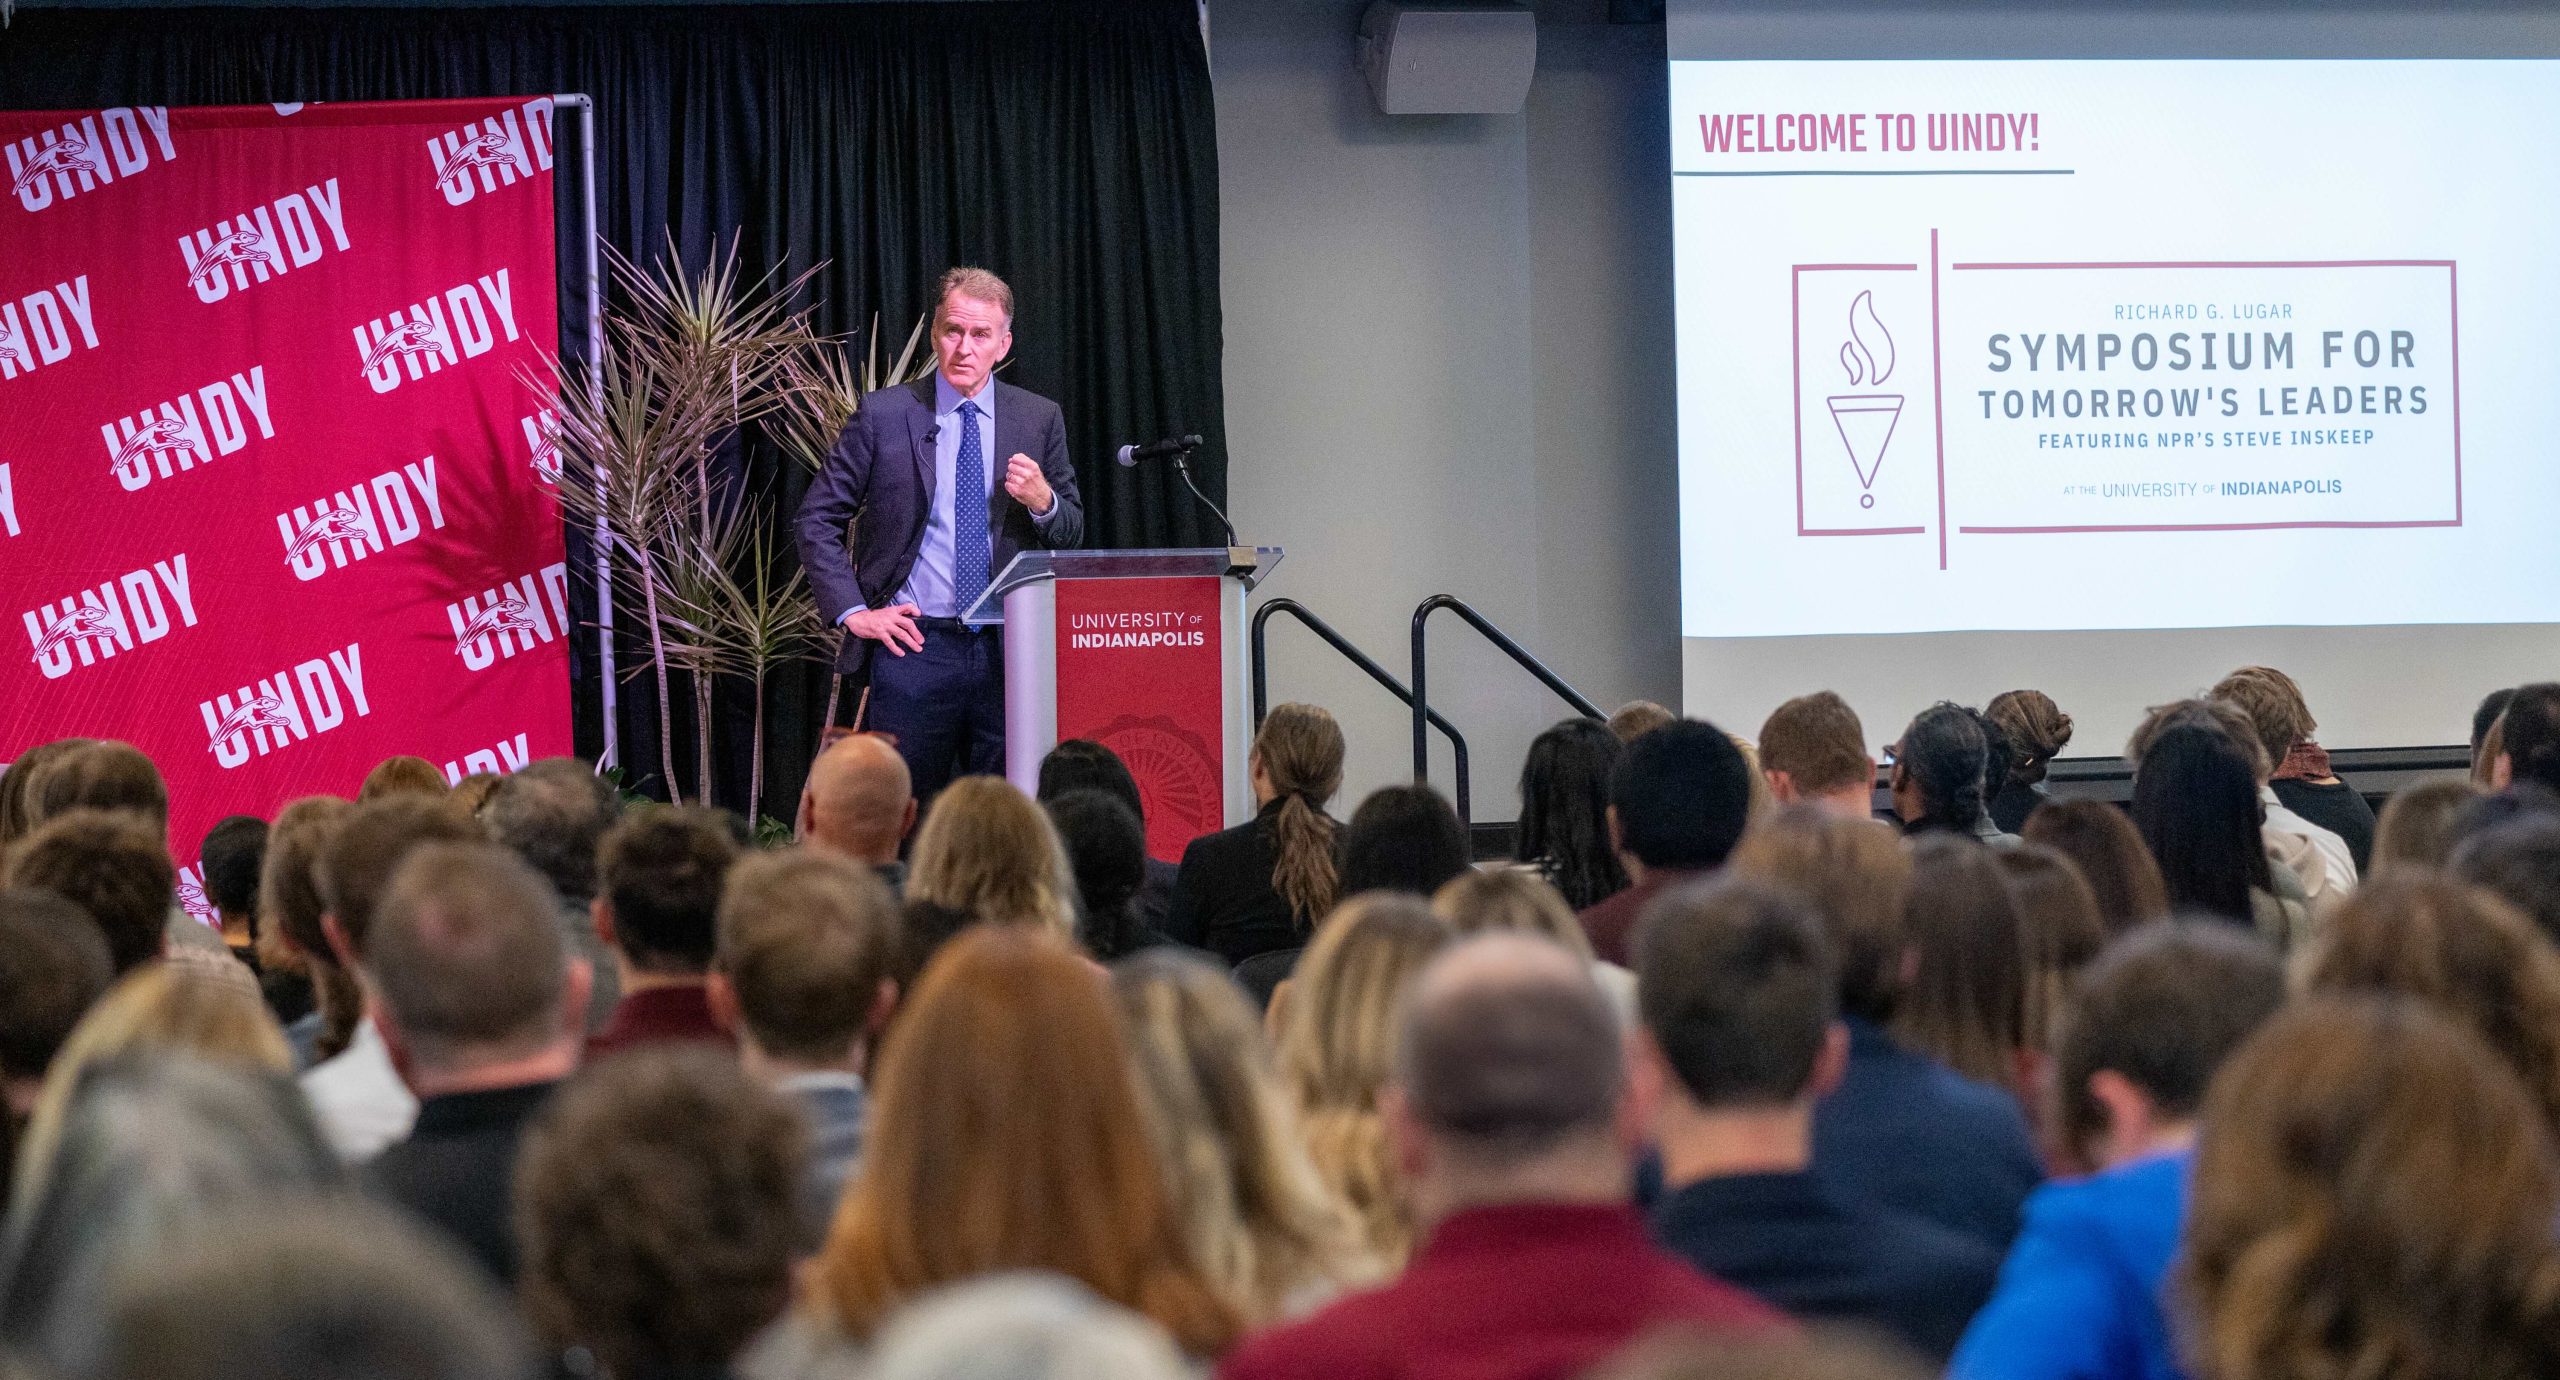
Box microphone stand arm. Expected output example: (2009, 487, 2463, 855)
(1172, 450, 1239, 548)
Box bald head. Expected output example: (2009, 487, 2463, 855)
(1396, 933, 1624, 1163)
(801, 736, 914, 865)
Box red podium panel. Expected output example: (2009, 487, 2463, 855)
(1054, 574, 1226, 861)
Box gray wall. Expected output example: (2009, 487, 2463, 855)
(1214, 0, 1678, 818)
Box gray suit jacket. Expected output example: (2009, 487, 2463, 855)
(794, 375, 1085, 676)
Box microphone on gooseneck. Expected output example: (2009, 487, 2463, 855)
(1115, 433, 1204, 467)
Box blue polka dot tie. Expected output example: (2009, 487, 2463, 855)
(952, 398, 991, 627)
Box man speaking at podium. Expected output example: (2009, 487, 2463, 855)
(796, 267, 1084, 800)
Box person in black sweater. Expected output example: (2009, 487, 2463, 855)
(1037, 739, 1179, 937)
(1984, 690, 2074, 837)
(1163, 703, 1344, 968)
(1338, 783, 1471, 900)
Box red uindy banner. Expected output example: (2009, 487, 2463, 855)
(1, 97, 572, 925)
(1053, 575, 1228, 862)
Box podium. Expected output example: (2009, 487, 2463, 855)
(964, 547, 1283, 861)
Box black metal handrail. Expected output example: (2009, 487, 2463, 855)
(1411, 595, 1604, 826)
(1251, 597, 1472, 821)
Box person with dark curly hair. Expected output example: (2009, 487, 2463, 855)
(588, 808, 742, 1058)
(1982, 691, 2073, 836)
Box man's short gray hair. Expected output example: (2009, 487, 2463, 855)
(936, 266, 1014, 325)
(1395, 933, 1624, 1161)
(482, 759, 620, 905)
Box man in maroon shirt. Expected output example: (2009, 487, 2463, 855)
(586, 807, 741, 1058)
(1220, 933, 1781, 1380)
(1577, 721, 1756, 966)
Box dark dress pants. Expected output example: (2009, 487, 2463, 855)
(864, 616, 1005, 802)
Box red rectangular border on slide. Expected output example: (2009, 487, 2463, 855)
(1944, 259, 2463, 535)
(1792, 263, 1928, 538)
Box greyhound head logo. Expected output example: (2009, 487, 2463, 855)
(455, 597, 540, 654)
(109, 416, 200, 474)
(207, 696, 295, 752)
(176, 877, 219, 928)
(11, 135, 106, 197)
(360, 317, 447, 376)
(187, 225, 281, 289)
(284, 507, 371, 564)
(0, 322, 33, 374)
(434, 128, 520, 187)
(29, 604, 116, 664)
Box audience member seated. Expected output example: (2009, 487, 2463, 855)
(1512, 718, 1631, 909)
(5, 808, 178, 976)
(0, 737, 94, 850)
(799, 733, 918, 892)
(449, 770, 506, 819)
(1039, 738, 1178, 931)
(519, 1048, 804, 1380)
(0, 1056, 339, 1374)
(1888, 703, 2009, 845)
(1635, 879, 1998, 1362)
(17, 962, 291, 1179)
(1950, 920, 2283, 1380)
(1221, 933, 1780, 1380)
(366, 841, 591, 1286)
(303, 795, 480, 1160)
(2475, 710, 2510, 788)
(2182, 996, 2560, 1380)
(1113, 950, 1370, 1327)
(1047, 789, 1159, 960)
(860, 1274, 1195, 1380)
(2018, 799, 2170, 938)
(2451, 811, 2560, 946)
(1168, 704, 1346, 966)
(1725, 808, 2041, 1251)
(0, 889, 111, 1203)
(259, 796, 355, 1070)
(483, 758, 627, 1032)
(2296, 874, 2560, 1135)
(800, 928, 1241, 1359)
(1988, 843, 2106, 1149)
(197, 815, 266, 964)
(1578, 720, 1755, 966)
(93, 1200, 533, 1380)
(588, 806, 741, 1057)
(2210, 670, 2361, 893)
(2493, 682, 2560, 795)
(27, 738, 168, 828)
(1983, 691, 2074, 836)
(359, 754, 450, 802)
(1894, 835, 2033, 1100)
(2371, 779, 2478, 877)
(709, 848, 899, 1251)
(1608, 700, 1677, 745)
(2128, 718, 2308, 947)
(1728, 735, 1777, 829)
(1338, 784, 1471, 900)
(2472, 685, 2516, 773)
(1757, 691, 1879, 822)
(1272, 894, 1452, 1269)
(1434, 868, 1635, 1020)
(899, 775, 1078, 965)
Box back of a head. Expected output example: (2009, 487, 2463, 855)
(598, 806, 739, 973)
(2500, 682, 2560, 795)
(1046, 790, 1149, 959)
(198, 816, 269, 920)
(1971, 709, 2016, 811)
(715, 848, 898, 1065)
(2475, 687, 2518, 760)
(1607, 701, 1677, 745)
(1277, 894, 1453, 1114)
(907, 776, 1074, 937)
(1514, 718, 1629, 911)
(2185, 995, 2560, 1380)
(806, 734, 915, 859)
(1895, 703, 1988, 829)
(1037, 740, 1146, 818)
(2451, 812, 2560, 946)
(319, 794, 478, 965)
(1252, 704, 1346, 808)
(0, 738, 95, 848)
(29, 740, 168, 832)
(518, 1048, 804, 1379)
(2209, 669, 2312, 778)
(2300, 875, 2560, 1136)
(1992, 843, 2107, 1050)
(1253, 705, 1347, 928)
(822, 927, 1237, 1354)
(99, 1199, 532, 1380)
(1894, 835, 2031, 1088)
(260, 796, 353, 966)
(5, 808, 174, 975)
(2054, 920, 2283, 1159)
(2018, 799, 2170, 936)
(2129, 722, 2264, 923)
(1395, 932, 1623, 1165)
(2374, 779, 2481, 878)
(1984, 690, 2074, 789)
(1634, 878, 1834, 1109)
(1431, 869, 1592, 960)
(867, 1274, 1193, 1380)
(1609, 719, 1754, 872)
(1724, 806, 1912, 1024)
(482, 758, 620, 906)
(366, 842, 568, 1071)
(0, 889, 113, 1088)
(1339, 784, 1470, 899)
(359, 755, 449, 803)
(1757, 691, 1870, 798)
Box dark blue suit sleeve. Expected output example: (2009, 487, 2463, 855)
(1034, 402, 1083, 550)
(796, 408, 878, 622)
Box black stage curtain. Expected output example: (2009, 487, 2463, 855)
(0, 0, 1229, 817)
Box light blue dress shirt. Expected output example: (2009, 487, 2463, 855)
(843, 373, 1058, 622)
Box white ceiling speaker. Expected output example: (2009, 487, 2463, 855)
(1355, 2, 1538, 116)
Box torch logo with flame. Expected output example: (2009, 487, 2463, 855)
(1825, 291, 1902, 510)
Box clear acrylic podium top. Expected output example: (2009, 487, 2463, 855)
(962, 546, 1284, 625)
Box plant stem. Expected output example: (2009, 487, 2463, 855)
(636, 558, 683, 807)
